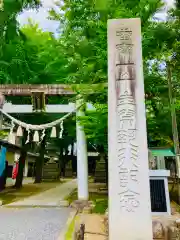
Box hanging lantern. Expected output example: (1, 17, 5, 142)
(33, 131, 39, 142)
(16, 126, 23, 137)
(50, 127, 56, 138)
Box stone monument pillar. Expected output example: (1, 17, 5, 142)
(108, 18, 152, 239)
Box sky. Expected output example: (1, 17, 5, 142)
(18, 0, 175, 33)
(18, 0, 59, 33)
(155, 0, 175, 19)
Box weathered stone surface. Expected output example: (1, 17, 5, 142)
(81, 214, 107, 237)
(105, 208, 108, 216)
(42, 162, 59, 181)
(71, 200, 94, 213)
(103, 215, 109, 236)
(73, 222, 85, 240)
(168, 226, 180, 240)
(94, 154, 106, 183)
(103, 212, 180, 239)
(84, 233, 107, 240)
(152, 221, 165, 239)
(175, 219, 180, 229)
(171, 206, 177, 215)
(57, 200, 69, 207)
(108, 18, 152, 240)
(82, 206, 92, 214)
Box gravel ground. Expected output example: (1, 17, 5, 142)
(0, 207, 72, 240)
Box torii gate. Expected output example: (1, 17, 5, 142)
(0, 84, 107, 201)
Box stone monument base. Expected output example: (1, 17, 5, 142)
(104, 212, 180, 240)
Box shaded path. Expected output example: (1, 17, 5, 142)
(6, 179, 77, 207)
(6, 178, 34, 187)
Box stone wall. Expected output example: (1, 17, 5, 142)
(94, 155, 106, 183)
(153, 220, 180, 240)
(42, 162, 59, 181)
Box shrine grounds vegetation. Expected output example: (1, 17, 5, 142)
(1, 0, 180, 150)
(1, 1, 180, 192)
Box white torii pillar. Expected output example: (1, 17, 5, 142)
(76, 99, 89, 200)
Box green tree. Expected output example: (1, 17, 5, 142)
(0, 0, 41, 84)
(48, 0, 177, 150)
(2, 0, 180, 188)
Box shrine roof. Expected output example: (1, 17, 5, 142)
(0, 139, 21, 153)
(149, 148, 175, 157)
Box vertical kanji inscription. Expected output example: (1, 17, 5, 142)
(115, 27, 140, 212)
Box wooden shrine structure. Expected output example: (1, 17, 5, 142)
(0, 84, 107, 95)
(0, 83, 171, 216)
(0, 84, 106, 200)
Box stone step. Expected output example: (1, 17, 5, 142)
(42, 171, 59, 174)
(43, 169, 59, 172)
(43, 165, 59, 169)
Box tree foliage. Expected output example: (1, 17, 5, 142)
(1, 0, 180, 153)
(0, 0, 40, 83)
(48, 0, 180, 150)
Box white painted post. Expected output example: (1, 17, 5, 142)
(108, 18, 152, 240)
(76, 99, 89, 200)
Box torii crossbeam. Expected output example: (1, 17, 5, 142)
(0, 84, 107, 96)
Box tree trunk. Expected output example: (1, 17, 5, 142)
(34, 136, 46, 184)
(71, 141, 74, 156)
(0, 161, 8, 191)
(61, 148, 66, 178)
(63, 148, 69, 177)
(70, 142, 75, 177)
(14, 132, 28, 189)
(14, 151, 27, 188)
(59, 142, 64, 178)
(167, 63, 180, 203)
